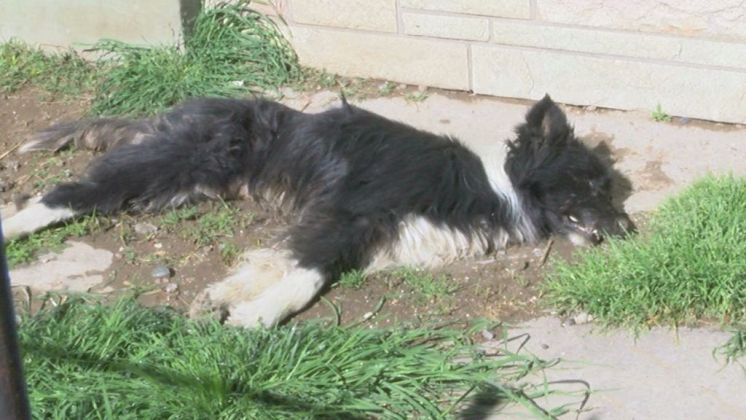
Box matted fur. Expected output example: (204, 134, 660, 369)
(3, 95, 631, 327)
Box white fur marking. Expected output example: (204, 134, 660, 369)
(368, 215, 506, 272)
(1, 197, 77, 240)
(228, 266, 324, 327)
(468, 142, 538, 243)
(196, 248, 324, 328)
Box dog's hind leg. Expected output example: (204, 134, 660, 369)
(3, 126, 248, 241)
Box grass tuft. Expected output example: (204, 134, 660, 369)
(715, 328, 746, 364)
(545, 175, 746, 329)
(398, 267, 457, 302)
(0, 41, 98, 95)
(5, 215, 102, 268)
(338, 269, 367, 289)
(91, 2, 301, 116)
(20, 298, 560, 418)
(651, 103, 672, 122)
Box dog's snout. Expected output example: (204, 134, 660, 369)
(590, 228, 603, 244)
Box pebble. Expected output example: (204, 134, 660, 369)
(481, 329, 495, 340)
(362, 311, 374, 321)
(164, 283, 179, 294)
(572, 312, 595, 324)
(134, 222, 158, 236)
(151, 265, 172, 279)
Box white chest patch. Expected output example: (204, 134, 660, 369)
(367, 215, 508, 272)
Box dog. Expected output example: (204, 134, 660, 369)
(2, 94, 632, 327)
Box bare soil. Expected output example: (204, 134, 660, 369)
(0, 90, 602, 328)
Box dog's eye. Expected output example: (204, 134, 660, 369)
(567, 214, 580, 224)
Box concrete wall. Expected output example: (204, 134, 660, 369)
(3, 1, 745, 123)
(279, 0, 746, 124)
(0, 0, 200, 49)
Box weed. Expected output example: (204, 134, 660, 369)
(218, 241, 241, 265)
(338, 269, 367, 289)
(5, 215, 101, 267)
(405, 90, 429, 103)
(545, 175, 746, 329)
(160, 206, 200, 227)
(20, 298, 563, 418)
(397, 268, 456, 303)
(652, 103, 672, 122)
(300, 68, 338, 90)
(714, 327, 746, 364)
(378, 80, 396, 96)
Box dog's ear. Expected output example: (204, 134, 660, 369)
(524, 95, 570, 141)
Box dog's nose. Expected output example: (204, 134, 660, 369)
(590, 228, 603, 244)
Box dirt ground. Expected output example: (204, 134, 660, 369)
(0, 88, 592, 328)
(4, 86, 746, 419)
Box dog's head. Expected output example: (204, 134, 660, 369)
(506, 95, 633, 245)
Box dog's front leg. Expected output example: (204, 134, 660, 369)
(191, 248, 326, 328)
(227, 265, 324, 328)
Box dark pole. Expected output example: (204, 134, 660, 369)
(0, 221, 31, 420)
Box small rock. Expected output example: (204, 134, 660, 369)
(572, 312, 594, 325)
(397, 83, 407, 90)
(151, 265, 172, 279)
(585, 105, 597, 112)
(481, 329, 495, 340)
(5, 160, 20, 172)
(540, 343, 549, 350)
(134, 222, 158, 236)
(154, 243, 163, 249)
(0, 178, 14, 192)
(362, 311, 374, 321)
(279, 87, 299, 99)
(164, 283, 179, 293)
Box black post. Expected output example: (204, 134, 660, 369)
(0, 221, 31, 420)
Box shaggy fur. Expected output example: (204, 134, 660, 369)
(3, 95, 632, 327)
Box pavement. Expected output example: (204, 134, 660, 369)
(7, 89, 746, 419)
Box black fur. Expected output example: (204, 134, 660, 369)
(35, 95, 630, 281)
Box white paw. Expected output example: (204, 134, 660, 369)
(227, 297, 288, 328)
(1, 196, 76, 241)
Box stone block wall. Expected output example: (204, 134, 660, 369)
(279, 0, 746, 123)
(0, 0, 200, 50)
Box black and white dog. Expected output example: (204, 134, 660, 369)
(3, 95, 631, 327)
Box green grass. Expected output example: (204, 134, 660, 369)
(158, 203, 252, 265)
(338, 269, 368, 289)
(651, 103, 672, 122)
(397, 268, 457, 303)
(20, 298, 563, 418)
(1, 2, 301, 116)
(715, 328, 746, 364)
(545, 175, 746, 329)
(0, 41, 98, 95)
(161, 203, 252, 248)
(91, 2, 301, 116)
(5, 215, 102, 268)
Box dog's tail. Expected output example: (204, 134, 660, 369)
(18, 117, 156, 154)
